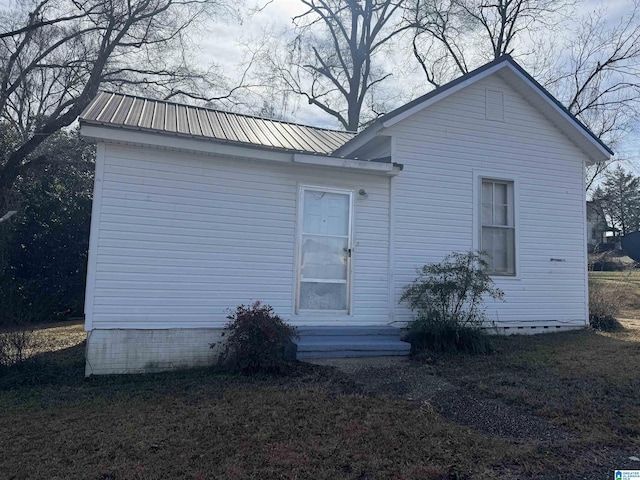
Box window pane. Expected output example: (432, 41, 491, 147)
(482, 181, 492, 203)
(493, 228, 508, 272)
(494, 205, 508, 226)
(482, 203, 493, 225)
(303, 190, 349, 236)
(495, 182, 508, 204)
(481, 227, 493, 255)
(482, 227, 515, 275)
(301, 235, 348, 280)
(506, 228, 515, 273)
(299, 282, 347, 310)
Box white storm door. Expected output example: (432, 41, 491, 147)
(297, 188, 352, 313)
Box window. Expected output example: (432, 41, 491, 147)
(481, 179, 515, 275)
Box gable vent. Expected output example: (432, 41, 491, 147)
(486, 89, 505, 122)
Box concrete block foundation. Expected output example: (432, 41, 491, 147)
(85, 328, 225, 376)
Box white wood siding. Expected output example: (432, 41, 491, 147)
(87, 144, 391, 329)
(389, 75, 588, 327)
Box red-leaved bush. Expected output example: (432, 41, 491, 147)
(213, 301, 298, 374)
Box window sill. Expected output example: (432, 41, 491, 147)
(295, 310, 351, 316)
(489, 274, 521, 281)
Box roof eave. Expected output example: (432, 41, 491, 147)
(79, 119, 333, 156)
(80, 122, 399, 175)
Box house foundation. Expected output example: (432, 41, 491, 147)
(85, 328, 225, 376)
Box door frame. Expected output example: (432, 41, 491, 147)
(295, 185, 354, 315)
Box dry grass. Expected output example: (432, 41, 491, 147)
(589, 270, 640, 318)
(29, 320, 87, 353)
(1, 379, 518, 479)
(1, 307, 640, 479)
(0, 334, 518, 480)
(426, 323, 640, 477)
(0, 320, 85, 365)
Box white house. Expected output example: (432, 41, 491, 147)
(79, 55, 612, 375)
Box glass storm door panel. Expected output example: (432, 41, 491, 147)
(298, 189, 352, 312)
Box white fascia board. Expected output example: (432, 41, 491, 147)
(80, 124, 401, 175)
(382, 63, 507, 128)
(80, 124, 293, 163)
(293, 153, 400, 176)
(501, 65, 612, 163)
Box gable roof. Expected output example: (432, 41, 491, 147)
(79, 92, 356, 155)
(335, 55, 613, 163)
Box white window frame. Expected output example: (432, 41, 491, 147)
(294, 185, 354, 315)
(473, 172, 519, 278)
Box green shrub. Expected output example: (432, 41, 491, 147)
(589, 281, 624, 332)
(213, 301, 298, 374)
(400, 251, 503, 355)
(406, 318, 496, 355)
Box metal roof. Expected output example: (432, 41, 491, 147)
(79, 92, 356, 155)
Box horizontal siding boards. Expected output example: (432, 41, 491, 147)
(390, 74, 588, 327)
(91, 144, 391, 329)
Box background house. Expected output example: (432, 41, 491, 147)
(587, 200, 619, 252)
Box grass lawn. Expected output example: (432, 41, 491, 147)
(1, 297, 640, 479)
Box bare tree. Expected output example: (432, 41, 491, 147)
(408, 0, 573, 88)
(547, 2, 640, 189)
(409, 0, 640, 189)
(0, 0, 239, 216)
(263, 0, 412, 131)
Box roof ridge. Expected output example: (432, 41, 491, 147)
(96, 90, 357, 136)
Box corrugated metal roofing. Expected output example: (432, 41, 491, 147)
(80, 92, 356, 155)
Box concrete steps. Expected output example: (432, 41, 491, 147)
(294, 326, 410, 359)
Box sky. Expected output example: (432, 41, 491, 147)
(202, 0, 340, 127)
(203, 2, 635, 109)
(0, 0, 637, 162)
(203, 0, 445, 127)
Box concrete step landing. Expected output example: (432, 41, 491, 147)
(294, 326, 410, 360)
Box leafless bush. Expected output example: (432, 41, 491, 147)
(589, 281, 629, 331)
(0, 300, 40, 367)
(0, 327, 38, 366)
